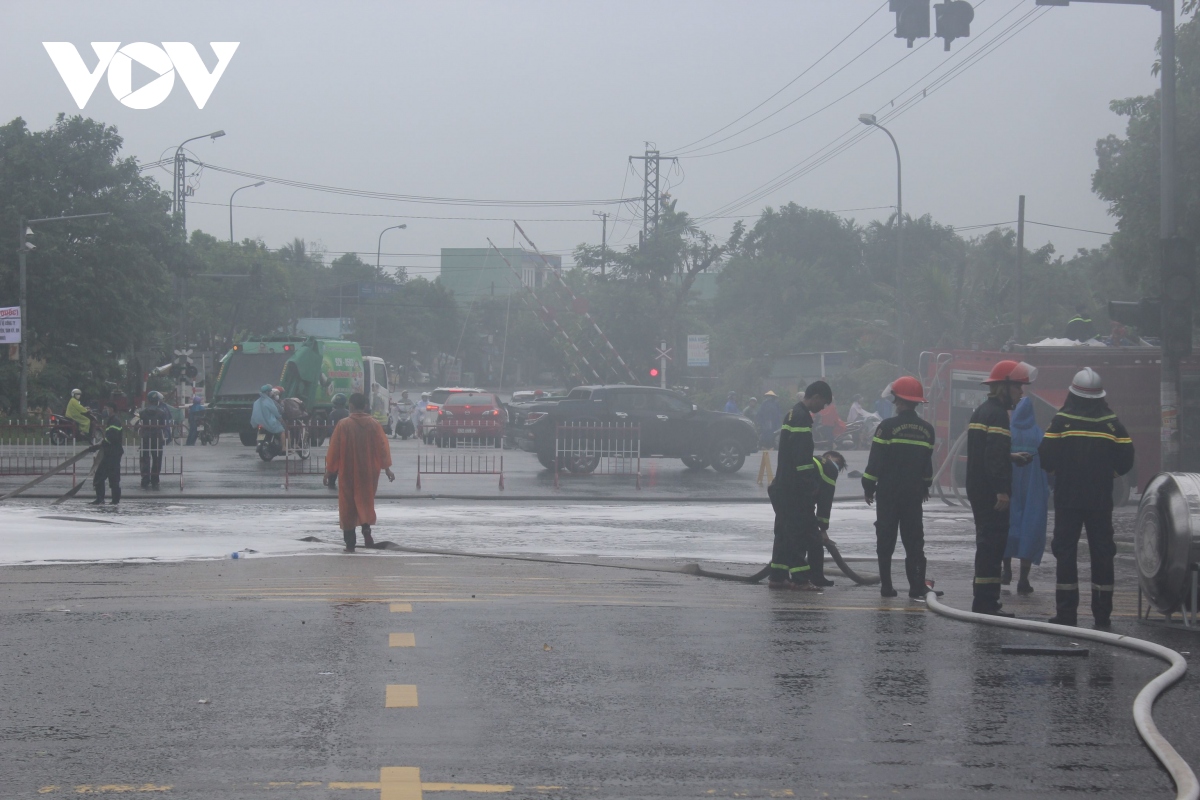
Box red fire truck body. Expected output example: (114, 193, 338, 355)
(921, 346, 1180, 500)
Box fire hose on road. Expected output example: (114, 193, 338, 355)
(926, 592, 1198, 800)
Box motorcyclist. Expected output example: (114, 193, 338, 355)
(847, 394, 867, 425)
(251, 384, 285, 436)
(66, 388, 93, 438)
(330, 393, 350, 427)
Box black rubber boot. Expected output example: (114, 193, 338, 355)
(89, 497, 104, 506)
(1001, 559, 1012, 585)
(342, 528, 356, 552)
(362, 525, 375, 548)
(879, 558, 898, 598)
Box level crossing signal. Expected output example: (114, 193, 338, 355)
(169, 348, 198, 379)
(891, 0, 972, 50)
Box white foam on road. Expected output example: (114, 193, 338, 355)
(0, 501, 977, 566)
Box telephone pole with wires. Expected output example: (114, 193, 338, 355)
(592, 211, 609, 276)
(629, 145, 677, 249)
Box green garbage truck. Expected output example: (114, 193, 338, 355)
(211, 337, 390, 445)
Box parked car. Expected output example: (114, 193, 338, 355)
(520, 385, 759, 473)
(419, 386, 483, 443)
(435, 391, 506, 447)
(505, 390, 568, 447)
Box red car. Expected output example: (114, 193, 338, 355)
(435, 392, 506, 447)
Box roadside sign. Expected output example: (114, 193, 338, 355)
(0, 306, 20, 344)
(687, 334, 709, 367)
(655, 345, 673, 362)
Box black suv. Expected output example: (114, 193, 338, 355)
(519, 385, 759, 473)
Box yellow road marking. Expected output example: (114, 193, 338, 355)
(381, 767, 422, 800)
(390, 603, 412, 612)
(389, 633, 416, 647)
(385, 685, 418, 707)
(422, 784, 512, 793)
(38, 786, 172, 794)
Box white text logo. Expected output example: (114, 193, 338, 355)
(42, 42, 240, 110)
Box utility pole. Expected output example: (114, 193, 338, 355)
(1038, 0, 1183, 478)
(592, 211, 609, 276)
(1015, 195, 1025, 345)
(660, 340, 668, 389)
(630, 145, 678, 249)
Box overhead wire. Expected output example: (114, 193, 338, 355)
(666, 1, 892, 156)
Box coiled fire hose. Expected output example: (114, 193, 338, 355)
(925, 592, 1198, 800)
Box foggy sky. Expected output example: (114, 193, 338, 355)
(1, 1, 1165, 281)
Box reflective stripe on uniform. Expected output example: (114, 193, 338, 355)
(968, 423, 1010, 436)
(796, 463, 815, 471)
(770, 562, 790, 571)
(781, 425, 811, 433)
(862, 472, 877, 482)
(1056, 583, 1079, 590)
(974, 577, 1002, 584)
(1055, 412, 1116, 423)
(815, 459, 836, 485)
(789, 565, 810, 574)
(872, 436, 889, 445)
(890, 437, 933, 448)
(817, 516, 830, 524)
(1092, 584, 1114, 592)
(1042, 430, 1130, 443)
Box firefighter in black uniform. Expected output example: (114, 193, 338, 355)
(766, 380, 832, 591)
(88, 417, 125, 505)
(811, 450, 847, 586)
(967, 360, 1038, 616)
(1038, 367, 1134, 629)
(1064, 305, 1097, 342)
(861, 376, 941, 600)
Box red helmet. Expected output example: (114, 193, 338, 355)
(889, 376, 926, 403)
(982, 360, 1037, 385)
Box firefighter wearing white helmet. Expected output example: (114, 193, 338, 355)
(1038, 367, 1134, 629)
(965, 360, 1039, 617)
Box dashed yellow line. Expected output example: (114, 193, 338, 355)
(389, 633, 416, 647)
(390, 602, 412, 612)
(328, 770, 514, 796)
(385, 685, 418, 708)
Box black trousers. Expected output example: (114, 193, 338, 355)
(767, 483, 818, 582)
(970, 495, 1009, 613)
(1051, 507, 1115, 624)
(875, 492, 926, 595)
(139, 438, 163, 485)
(93, 459, 121, 503)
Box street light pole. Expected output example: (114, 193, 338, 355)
(17, 211, 112, 417)
(228, 181, 265, 243)
(859, 113, 905, 369)
(376, 223, 407, 270)
(173, 130, 225, 235)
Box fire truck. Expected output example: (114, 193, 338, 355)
(919, 345, 1200, 507)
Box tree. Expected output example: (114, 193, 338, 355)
(0, 115, 177, 414)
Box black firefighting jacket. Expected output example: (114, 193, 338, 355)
(861, 409, 935, 500)
(1038, 398, 1134, 511)
(773, 401, 817, 496)
(966, 395, 1012, 503)
(815, 456, 839, 528)
(96, 422, 124, 465)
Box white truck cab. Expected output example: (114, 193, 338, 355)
(362, 356, 391, 431)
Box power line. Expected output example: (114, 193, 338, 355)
(666, 1, 890, 155)
(189, 199, 608, 223)
(187, 160, 640, 208)
(1027, 220, 1113, 236)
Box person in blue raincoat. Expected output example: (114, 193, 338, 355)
(1003, 396, 1049, 594)
(251, 384, 285, 435)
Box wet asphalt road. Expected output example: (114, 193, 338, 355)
(2, 511, 1197, 800)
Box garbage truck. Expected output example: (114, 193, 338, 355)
(210, 336, 390, 445)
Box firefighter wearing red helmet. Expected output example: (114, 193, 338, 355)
(1037, 367, 1134, 629)
(862, 376, 940, 599)
(966, 360, 1039, 616)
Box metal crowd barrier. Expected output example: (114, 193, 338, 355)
(0, 422, 87, 482)
(417, 421, 505, 489)
(284, 421, 334, 489)
(553, 421, 640, 490)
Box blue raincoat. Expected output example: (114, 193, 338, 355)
(1005, 396, 1049, 563)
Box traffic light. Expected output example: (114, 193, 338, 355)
(649, 367, 659, 379)
(1162, 236, 1195, 359)
(1108, 298, 1161, 338)
(891, 0, 930, 47)
(934, 1, 974, 50)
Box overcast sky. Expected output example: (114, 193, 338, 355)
(2, 1, 1167, 281)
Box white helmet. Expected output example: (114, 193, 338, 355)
(1068, 367, 1105, 399)
(71, 388, 81, 397)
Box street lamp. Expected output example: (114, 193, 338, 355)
(173, 129, 225, 232)
(17, 212, 112, 416)
(859, 113, 905, 369)
(228, 181, 265, 243)
(377, 223, 407, 270)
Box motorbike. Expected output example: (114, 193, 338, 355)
(391, 401, 416, 440)
(842, 412, 883, 450)
(194, 409, 220, 446)
(256, 426, 284, 462)
(48, 412, 101, 446)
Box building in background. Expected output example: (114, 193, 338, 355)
(438, 248, 562, 301)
